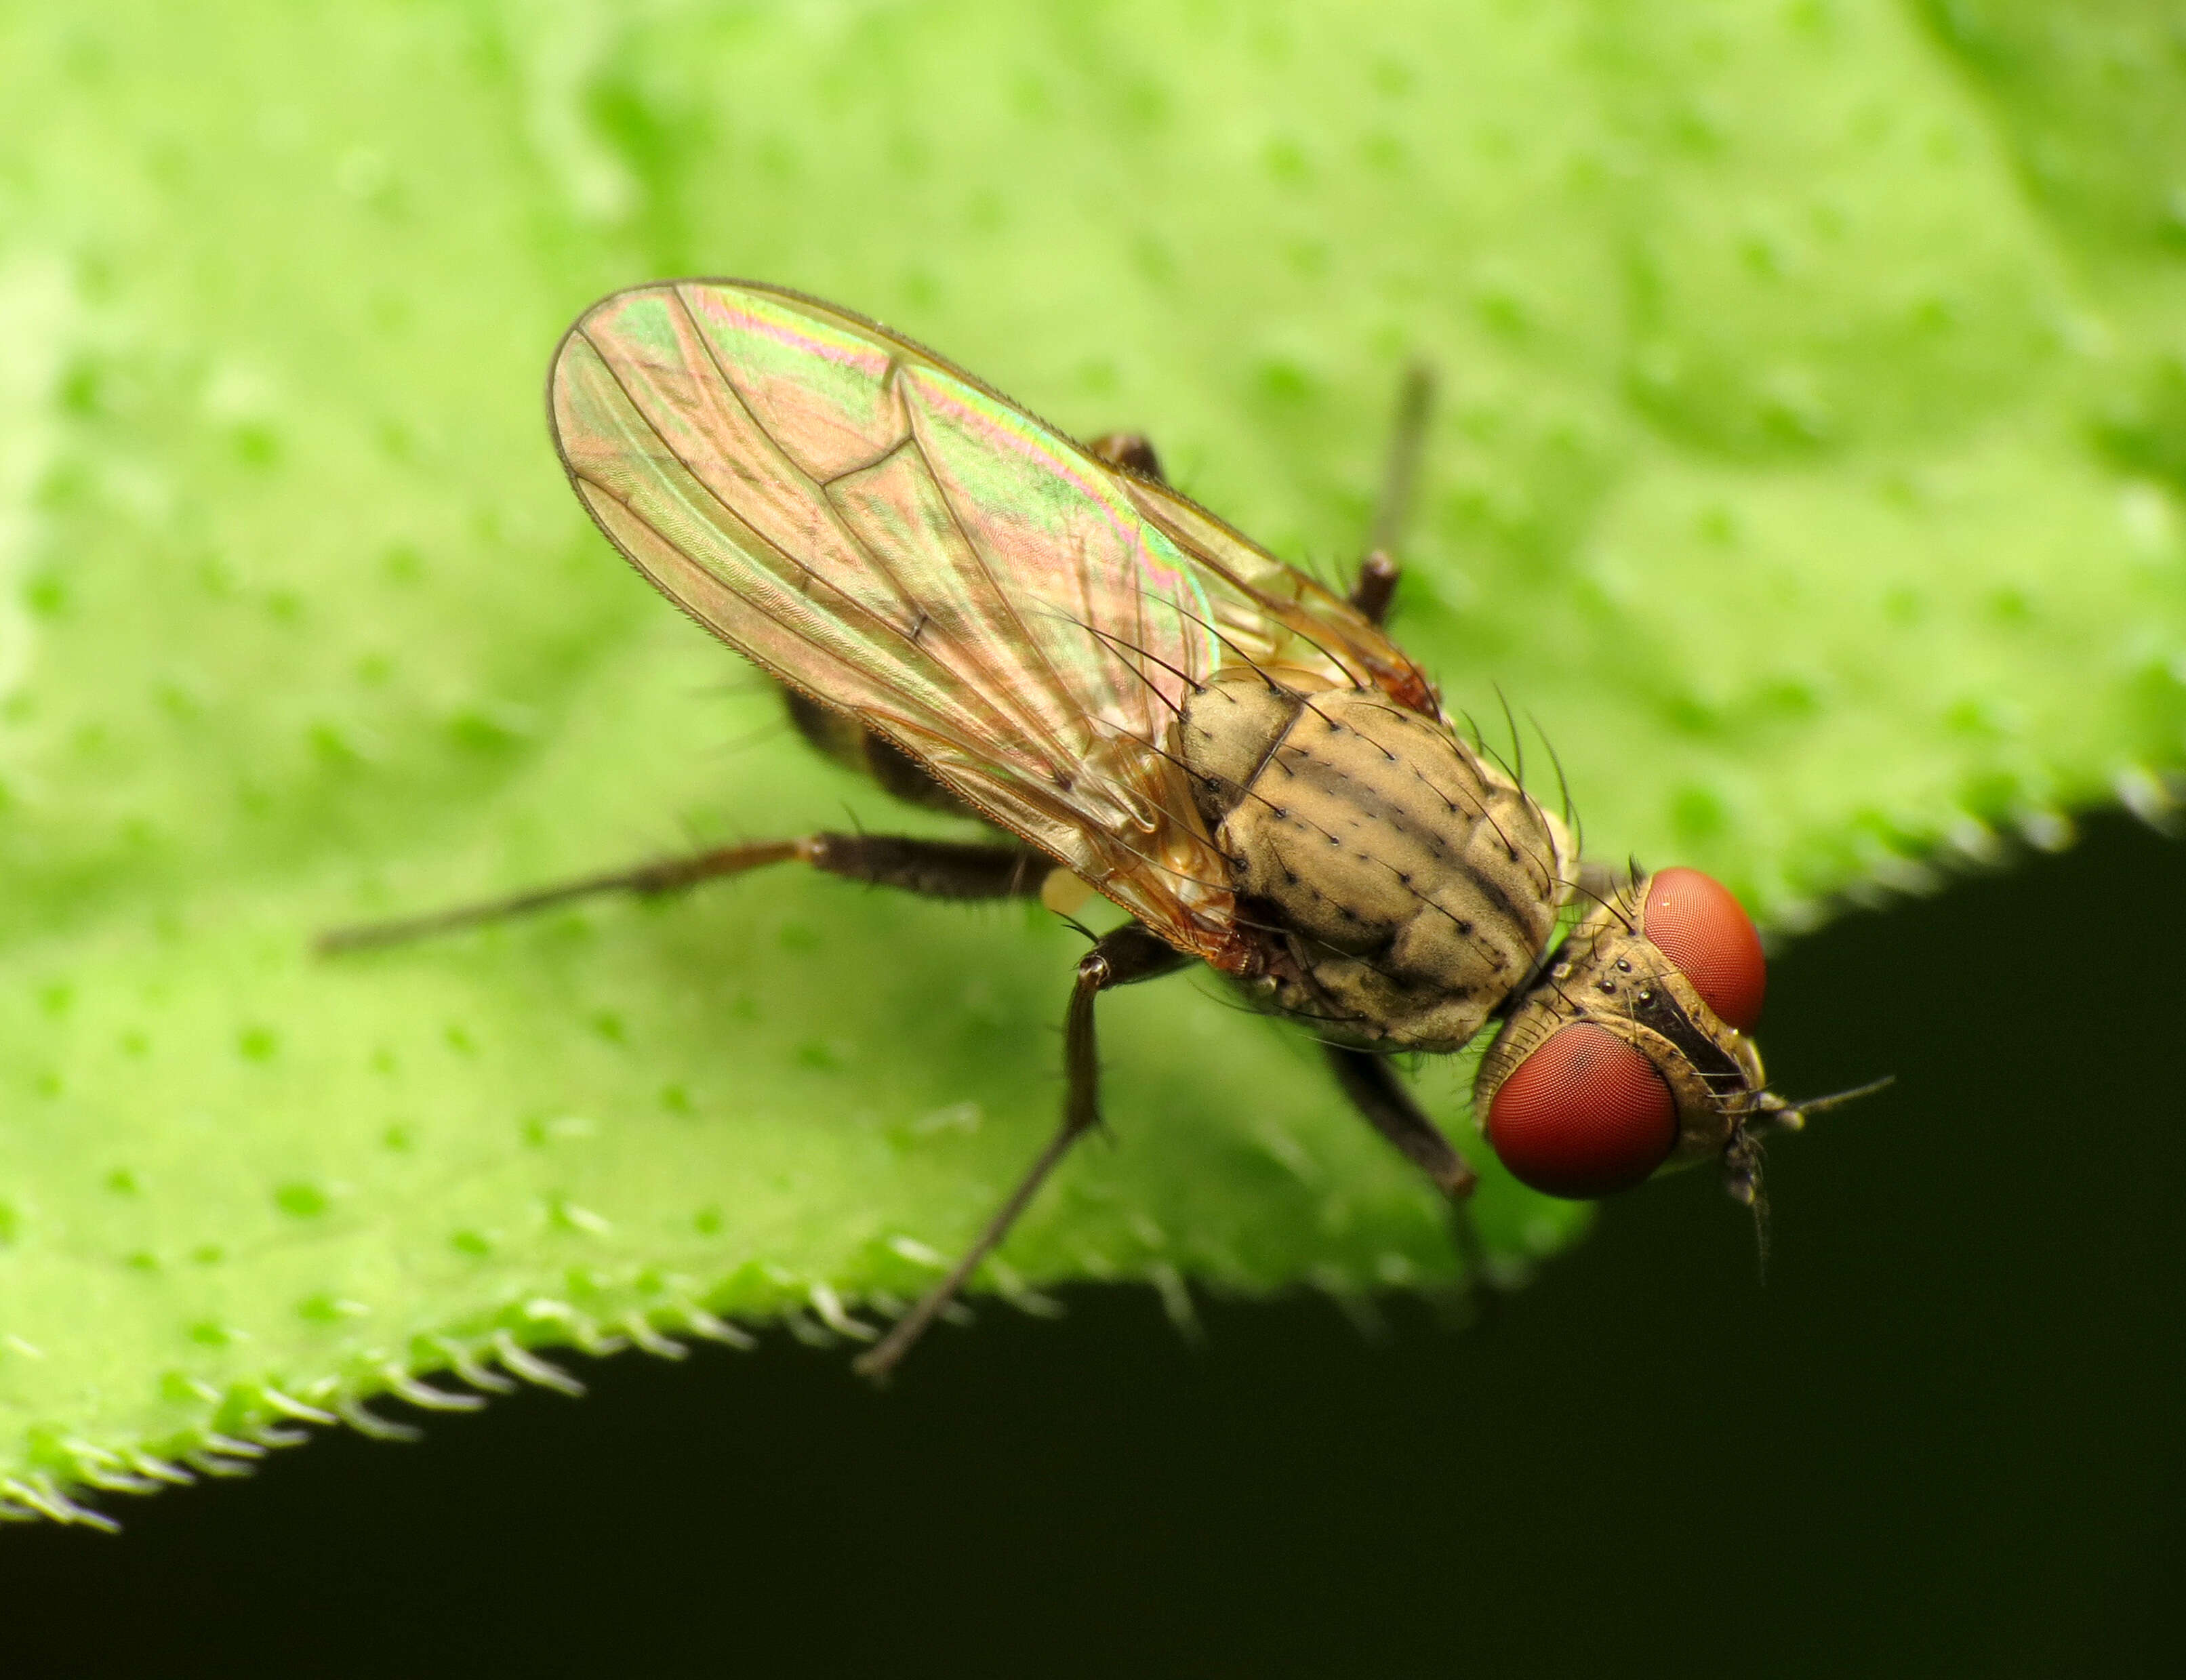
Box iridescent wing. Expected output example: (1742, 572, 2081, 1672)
(550, 279, 1437, 969)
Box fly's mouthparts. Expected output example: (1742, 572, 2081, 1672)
(1720, 1127, 1766, 1207)
(1718, 1127, 1775, 1279)
(1720, 1073, 1895, 1275)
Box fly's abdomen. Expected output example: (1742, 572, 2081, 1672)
(1177, 678, 1573, 1051)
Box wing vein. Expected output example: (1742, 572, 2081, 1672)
(580, 305, 1024, 762)
(662, 289, 1070, 772)
(898, 375, 1095, 773)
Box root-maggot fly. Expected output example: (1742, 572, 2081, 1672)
(325, 281, 1880, 1378)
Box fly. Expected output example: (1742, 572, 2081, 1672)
(322, 280, 1884, 1378)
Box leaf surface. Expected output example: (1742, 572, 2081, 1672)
(1, 0, 2180, 1518)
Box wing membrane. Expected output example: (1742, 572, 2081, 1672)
(551, 279, 1433, 967)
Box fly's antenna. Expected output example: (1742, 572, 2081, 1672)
(1370, 361, 1435, 561)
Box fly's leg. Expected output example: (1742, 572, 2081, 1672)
(854, 922, 1191, 1382)
(779, 687, 980, 817)
(1323, 1044, 1493, 1291)
(1088, 404, 1426, 632)
(1083, 413, 1421, 633)
(317, 833, 1055, 954)
(1088, 432, 1165, 483)
(1351, 362, 1436, 628)
(1324, 1045, 1476, 1198)
(1351, 552, 1401, 628)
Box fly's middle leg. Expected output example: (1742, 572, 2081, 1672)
(854, 921, 1191, 1382)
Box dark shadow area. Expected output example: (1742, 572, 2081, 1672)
(6, 816, 2181, 1677)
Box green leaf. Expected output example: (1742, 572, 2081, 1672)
(2, 0, 2181, 1520)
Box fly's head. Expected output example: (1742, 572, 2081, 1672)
(1472, 867, 1804, 1215)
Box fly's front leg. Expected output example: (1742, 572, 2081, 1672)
(317, 832, 1054, 954)
(855, 922, 1190, 1382)
(1352, 362, 1435, 628)
(1324, 1044, 1494, 1292)
(1324, 1045, 1476, 1199)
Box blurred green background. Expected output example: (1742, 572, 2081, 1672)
(1, 0, 2183, 1659)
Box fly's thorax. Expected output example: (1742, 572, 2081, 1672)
(1175, 676, 1575, 1052)
(1474, 873, 1767, 1184)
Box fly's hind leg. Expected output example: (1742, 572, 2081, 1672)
(855, 922, 1190, 1382)
(317, 831, 1057, 954)
(318, 688, 1069, 954)
(780, 688, 982, 818)
(1351, 362, 1436, 628)
(1323, 1044, 1495, 1297)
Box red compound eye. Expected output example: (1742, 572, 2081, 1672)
(1485, 1022, 1678, 1199)
(1642, 867, 1766, 1031)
